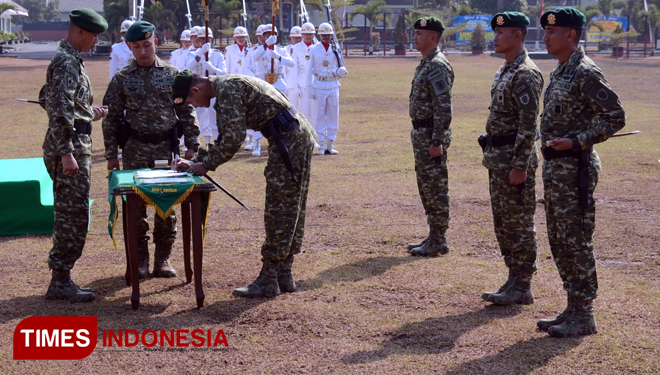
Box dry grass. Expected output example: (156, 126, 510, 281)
(0, 52, 659, 374)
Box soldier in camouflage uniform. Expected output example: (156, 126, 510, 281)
(407, 17, 454, 257)
(480, 12, 543, 306)
(102, 22, 200, 279)
(536, 8, 625, 337)
(171, 70, 315, 298)
(41, 9, 108, 303)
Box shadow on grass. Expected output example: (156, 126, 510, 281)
(443, 336, 583, 375)
(341, 304, 523, 364)
(298, 255, 421, 291)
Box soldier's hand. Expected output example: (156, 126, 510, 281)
(189, 162, 209, 176)
(107, 158, 120, 171)
(546, 137, 572, 151)
(267, 49, 280, 60)
(92, 106, 108, 121)
(265, 35, 277, 46)
(61, 153, 79, 176)
(508, 167, 527, 186)
(172, 158, 192, 172)
(429, 143, 443, 158)
(184, 148, 196, 160)
(336, 67, 348, 77)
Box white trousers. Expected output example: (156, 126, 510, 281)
(298, 86, 317, 131)
(286, 86, 301, 112)
(198, 99, 219, 141)
(314, 87, 339, 142)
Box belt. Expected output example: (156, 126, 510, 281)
(314, 74, 337, 82)
(485, 133, 517, 147)
(412, 118, 433, 129)
(128, 127, 173, 144)
(260, 107, 299, 139)
(74, 121, 92, 135)
(540, 146, 592, 160)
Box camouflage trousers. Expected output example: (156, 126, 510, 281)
(43, 134, 92, 272)
(488, 168, 538, 274)
(122, 159, 177, 248)
(411, 128, 450, 234)
(543, 158, 599, 301)
(261, 114, 315, 262)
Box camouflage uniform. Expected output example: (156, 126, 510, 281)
(102, 57, 199, 269)
(201, 74, 315, 263)
(541, 46, 625, 302)
(409, 47, 454, 249)
(41, 40, 94, 273)
(483, 50, 543, 275)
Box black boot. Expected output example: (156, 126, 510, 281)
(481, 267, 514, 301)
(410, 232, 449, 257)
(45, 270, 95, 303)
(153, 243, 177, 278)
(278, 255, 296, 293)
(407, 237, 428, 251)
(537, 294, 574, 331)
(233, 259, 281, 298)
(484, 271, 534, 305)
(138, 239, 150, 279)
(547, 299, 597, 338)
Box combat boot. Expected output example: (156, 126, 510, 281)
(137, 239, 150, 279)
(481, 267, 514, 301)
(547, 299, 597, 338)
(410, 232, 449, 257)
(325, 140, 339, 155)
(278, 255, 296, 293)
(153, 243, 177, 278)
(537, 294, 575, 331)
(407, 237, 428, 251)
(45, 270, 95, 303)
(484, 272, 534, 305)
(233, 259, 281, 298)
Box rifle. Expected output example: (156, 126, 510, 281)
(202, 0, 210, 77)
(184, 0, 193, 29)
(241, 0, 250, 45)
(324, 0, 345, 68)
(130, 0, 137, 21)
(137, 0, 145, 21)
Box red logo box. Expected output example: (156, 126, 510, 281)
(14, 316, 97, 360)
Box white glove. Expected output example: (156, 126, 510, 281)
(201, 60, 215, 73)
(308, 89, 316, 100)
(265, 35, 277, 46)
(267, 49, 280, 60)
(336, 67, 348, 77)
(196, 43, 211, 57)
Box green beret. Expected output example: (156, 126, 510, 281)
(69, 8, 108, 34)
(491, 12, 529, 29)
(541, 7, 586, 30)
(172, 69, 194, 105)
(125, 21, 156, 42)
(414, 17, 445, 34)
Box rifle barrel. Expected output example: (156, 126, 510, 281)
(203, 174, 252, 212)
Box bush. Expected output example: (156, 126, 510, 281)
(471, 22, 486, 47)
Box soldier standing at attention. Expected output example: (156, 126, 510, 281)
(102, 21, 200, 279)
(41, 8, 108, 302)
(406, 17, 453, 257)
(291, 22, 318, 143)
(479, 12, 543, 306)
(284, 26, 303, 110)
(225, 26, 251, 75)
(171, 70, 315, 298)
(536, 8, 625, 337)
(170, 29, 193, 71)
(109, 20, 134, 79)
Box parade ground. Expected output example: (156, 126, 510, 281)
(1, 53, 659, 373)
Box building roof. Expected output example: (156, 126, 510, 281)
(0, 0, 29, 14)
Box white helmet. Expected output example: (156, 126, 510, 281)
(317, 22, 333, 35)
(120, 20, 134, 33)
(263, 24, 278, 35)
(193, 26, 204, 36)
(234, 26, 248, 37)
(198, 28, 213, 38)
(180, 30, 191, 41)
(301, 22, 316, 34)
(289, 26, 302, 37)
(256, 24, 266, 36)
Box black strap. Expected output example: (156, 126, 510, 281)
(541, 146, 582, 160)
(128, 127, 172, 144)
(261, 107, 298, 138)
(486, 133, 517, 147)
(74, 121, 92, 135)
(412, 118, 433, 129)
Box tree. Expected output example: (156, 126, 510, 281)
(11, 0, 59, 24)
(470, 21, 486, 47)
(470, 0, 528, 15)
(0, 3, 16, 16)
(104, 0, 130, 36)
(143, 1, 176, 43)
(350, 0, 390, 49)
(393, 12, 405, 45)
(586, 0, 627, 16)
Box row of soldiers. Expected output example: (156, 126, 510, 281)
(408, 9, 625, 339)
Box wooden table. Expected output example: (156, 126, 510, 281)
(112, 184, 215, 310)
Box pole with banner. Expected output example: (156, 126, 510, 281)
(202, 0, 210, 77)
(265, 0, 279, 84)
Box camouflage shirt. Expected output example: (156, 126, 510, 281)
(409, 47, 454, 147)
(102, 57, 199, 160)
(41, 40, 94, 156)
(483, 49, 543, 171)
(541, 47, 625, 151)
(202, 74, 295, 170)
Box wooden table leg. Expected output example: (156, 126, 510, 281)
(122, 199, 131, 286)
(182, 200, 193, 284)
(126, 195, 141, 310)
(191, 193, 205, 308)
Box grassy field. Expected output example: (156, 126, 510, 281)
(0, 52, 659, 374)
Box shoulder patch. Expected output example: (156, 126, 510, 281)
(584, 75, 619, 110)
(428, 68, 450, 96)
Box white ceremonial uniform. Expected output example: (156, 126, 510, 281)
(225, 43, 251, 75)
(251, 45, 294, 93)
(291, 41, 317, 126)
(109, 40, 133, 79)
(170, 46, 194, 71)
(186, 49, 227, 141)
(305, 43, 344, 143)
(284, 43, 300, 109)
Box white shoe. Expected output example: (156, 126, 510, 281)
(325, 140, 338, 155)
(314, 141, 320, 149)
(244, 136, 254, 150)
(251, 141, 261, 156)
(118, 153, 123, 160)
